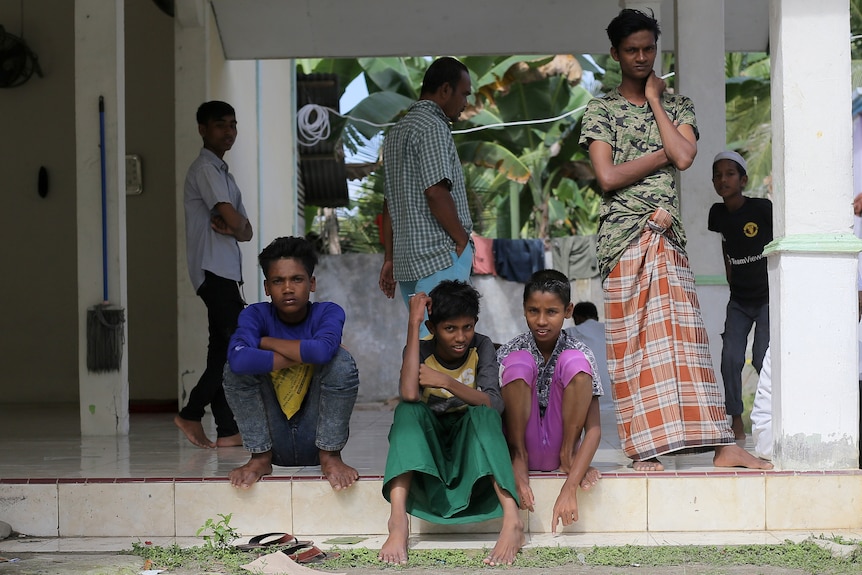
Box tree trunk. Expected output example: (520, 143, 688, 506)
(321, 207, 341, 254)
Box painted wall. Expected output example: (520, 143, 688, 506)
(124, 0, 177, 402)
(313, 254, 604, 402)
(0, 1, 178, 403)
(0, 2, 78, 402)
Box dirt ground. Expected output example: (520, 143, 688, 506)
(0, 553, 825, 575)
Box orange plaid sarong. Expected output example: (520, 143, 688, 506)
(604, 209, 734, 460)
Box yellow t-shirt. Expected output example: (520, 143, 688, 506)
(421, 348, 479, 413)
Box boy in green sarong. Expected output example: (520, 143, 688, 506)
(378, 280, 523, 566)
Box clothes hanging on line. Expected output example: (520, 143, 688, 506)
(550, 235, 599, 280)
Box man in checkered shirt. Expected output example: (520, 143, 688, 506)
(378, 57, 474, 337)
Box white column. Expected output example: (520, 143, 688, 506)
(75, 0, 128, 435)
(769, 0, 860, 469)
(675, 0, 728, 385)
(256, 60, 299, 281)
(174, 0, 211, 409)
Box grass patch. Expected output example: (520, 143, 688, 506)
(130, 540, 862, 574)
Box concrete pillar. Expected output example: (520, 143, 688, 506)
(675, 0, 728, 386)
(174, 0, 211, 411)
(174, 1, 295, 403)
(256, 60, 299, 300)
(75, 0, 128, 435)
(768, 0, 860, 469)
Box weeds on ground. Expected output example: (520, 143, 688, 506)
(197, 513, 240, 549)
(130, 540, 862, 574)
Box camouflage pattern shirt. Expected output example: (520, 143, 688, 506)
(579, 88, 698, 279)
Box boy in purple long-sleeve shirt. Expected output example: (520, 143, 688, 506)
(224, 236, 360, 490)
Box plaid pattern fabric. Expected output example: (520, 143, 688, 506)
(383, 100, 473, 282)
(604, 215, 734, 460)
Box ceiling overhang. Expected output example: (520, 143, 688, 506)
(210, 0, 769, 61)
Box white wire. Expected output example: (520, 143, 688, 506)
(452, 105, 587, 134)
(296, 104, 331, 147)
(296, 101, 590, 143)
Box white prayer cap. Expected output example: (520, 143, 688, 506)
(712, 150, 747, 172)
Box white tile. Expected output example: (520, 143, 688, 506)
(2, 403, 862, 541)
(291, 479, 389, 535)
(766, 474, 862, 530)
(175, 480, 293, 537)
(0, 484, 58, 537)
(58, 482, 175, 537)
(648, 476, 766, 532)
(529, 476, 648, 533)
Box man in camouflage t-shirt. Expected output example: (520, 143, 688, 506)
(578, 8, 772, 472)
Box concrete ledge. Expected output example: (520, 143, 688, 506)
(4, 471, 861, 538)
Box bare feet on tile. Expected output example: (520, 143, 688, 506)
(579, 466, 602, 490)
(483, 514, 524, 566)
(632, 457, 664, 471)
(174, 414, 215, 448)
(320, 450, 358, 490)
(378, 513, 409, 565)
(731, 415, 746, 441)
(216, 433, 243, 447)
(714, 444, 774, 470)
(229, 452, 273, 488)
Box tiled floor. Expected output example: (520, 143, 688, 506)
(3, 391, 862, 544)
(0, 393, 741, 481)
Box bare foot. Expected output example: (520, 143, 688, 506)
(730, 415, 746, 441)
(632, 458, 664, 471)
(229, 452, 273, 488)
(216, 433, 243, 447)
(579, 466, 601, 490)
(174, 414, 215, 448)
(378, 513, 409, 565)
(320, 450, 358, 490)
(511, 454, 534, 511)
(483, 516, 524, 566)
(714, 444, 773, 470)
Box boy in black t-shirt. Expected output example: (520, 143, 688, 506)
(708, 151, 773, 440)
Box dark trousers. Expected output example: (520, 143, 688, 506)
(720, 299, 769, 417)
(178, 271, 244, 437)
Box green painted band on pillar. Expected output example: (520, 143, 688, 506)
(695, 275, 727, 286)
(763, 233, 862, 256)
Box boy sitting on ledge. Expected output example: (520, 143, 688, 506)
(379, 281, 523, 566)
(223, 236, 360, 490)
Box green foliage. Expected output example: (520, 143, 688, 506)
(852, 0, 862, 60)
(725, 52, 772, 198)
(312, 44, 794, 251)
(196, 513, 240, 550)
(128, 539, 862, 574)
(335, 175, 386, 254)
(323, 55, 605, 250)
(130, 541, 250, 573)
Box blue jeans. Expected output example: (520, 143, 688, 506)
(720, 299, 769, 416)
(399, 244, 474, 338)
(223, 347, 359, 466)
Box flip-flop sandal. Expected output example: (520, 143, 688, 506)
(286, 545, 340, 564)
(234, 532, 313, 551)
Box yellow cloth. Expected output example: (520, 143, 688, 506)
(421, 348, 478, 413)
(270, 364, 314, 419)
